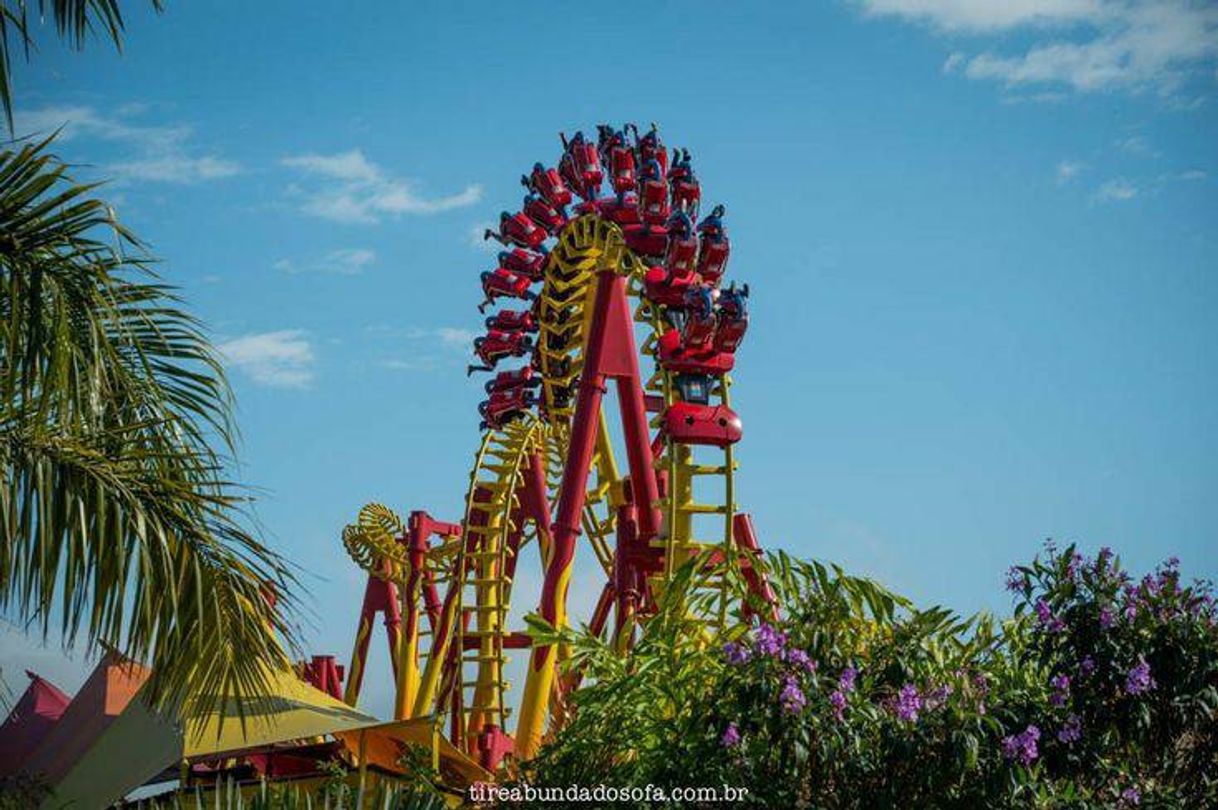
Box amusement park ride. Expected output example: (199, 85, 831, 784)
(313, 121, 776, 775)
(0, 122, 777, 803)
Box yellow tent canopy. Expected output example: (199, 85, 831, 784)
(48, 665, 488, 808)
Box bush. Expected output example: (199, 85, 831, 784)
(517, 545, 1217, 808)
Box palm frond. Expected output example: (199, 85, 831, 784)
(0, 135, 298, 716)
(0, 1, 164, 130)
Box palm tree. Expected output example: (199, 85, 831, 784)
(0, 1, 162, 129)
(0, 135, 297, 713)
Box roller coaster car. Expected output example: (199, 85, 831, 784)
(559, 131, 604, 200)
(663, 211, 698, 276)
(668, 149, 701, 216)
(663, 401, 742, 447)
(572, 198, 607, 217)
(484, 365, 542, 394)
(522, 163, 573, 210)
(523, 193, 567, 234)
(479, 388, 536, 430)
(486, 308, 538, 333)
(473, 329, 533, 365)
(599, 194, 641, 227)
(637, 159, 670, 228)
(631, 123, 669, 176)
(643, 264, 698, 309)
(479, 269, 536, 313)
(609, 143, 637, 196)
(681, 285, 718, 350)
(656, 328, 735, 375)
(596, 124, 620, 163)
(498, 248, 546, 281)
(713, 283, 749, 354)
(486, 210, 547, 251)
(695, 205, 729, 275)
(622, 223, 668, 257)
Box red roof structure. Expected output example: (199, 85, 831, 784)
(0, 671, 71, 777)
(18, 652, 149, 785)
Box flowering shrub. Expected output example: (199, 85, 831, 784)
(518, 546, 1217, 808)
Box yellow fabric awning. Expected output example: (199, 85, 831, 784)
(47, 666, 483, 808)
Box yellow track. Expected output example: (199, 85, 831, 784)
(366, 214, 744, 758)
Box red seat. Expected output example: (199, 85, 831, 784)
(656, 329, 734, 375)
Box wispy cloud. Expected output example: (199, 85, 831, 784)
(861, 1, 1218, 98)
(218, 330, 314, 388)
(860, 0, 1105, 33)
(1114, 134, 1158, 156)
(14, 105, 241, 184)
(1093, 176, 1139, 202)
(364, 324, 477, 372)
(468, 221, 499, 252)
(1056, 159, 1086, 184)
(281, 149, 482, 224)
(274, 248, 377, 276)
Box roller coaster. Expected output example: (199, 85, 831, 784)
(324, 123, 775, 774)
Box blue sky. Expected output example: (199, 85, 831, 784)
(2, 1, 1215, 719)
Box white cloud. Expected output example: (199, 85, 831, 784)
(275, 248, 377, 275)
(218, 330, 314, 388)
(1177, 169, 1207, 181)
(856, 1, 1218, 96)
(1056, 159, 1086, 183)
(365, 325, 477, 373)
(859, 0, 1104, 32)
(437, 327, 477, 348)
(1114, 134, 1157, 156)
(14, 105, 242, 184)
(1093, 176, 1139, 202)
(468, 221, 500, 252)
(281, 149, 482, 224)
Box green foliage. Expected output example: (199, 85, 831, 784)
(0, 771, 51, 808)
(130, 774, 448, 810)
(0, 136, 299, 715)
(521, 547, 1218, 808)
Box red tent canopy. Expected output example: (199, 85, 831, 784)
(0, 671, 71, 776)
(19, 652, 149, 785)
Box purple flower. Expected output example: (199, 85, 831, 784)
(894, 683, 921, 723)
(925, 683, 952, 711)
(1120, 787, 1141, 806)
(780, 675, 806, 715)
(1096, 546, 1114, 569)
(1035, 599, 1065, 633)
(1065, 551, 1083, 580)
(723, 641, 752, 666)
(1001, 724, 1040, 766)
(1050, 674, 1070, 707)
(829, 689, 847, 721)
(1005, 566, 1026, 592)
(721, 721, 741, 748)
(1057, 713, 1082, 745)
(1125, 657, 1155, 695)
(1099, 606, 1114, 629)
(786, 648, 816, 673)
(1124, 601, 1138, 621)
(839, 665, 858, 693)
(1079, 656, 1096, 677)
(973, 673, 989, 696)
(755, 623, 788, 658)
